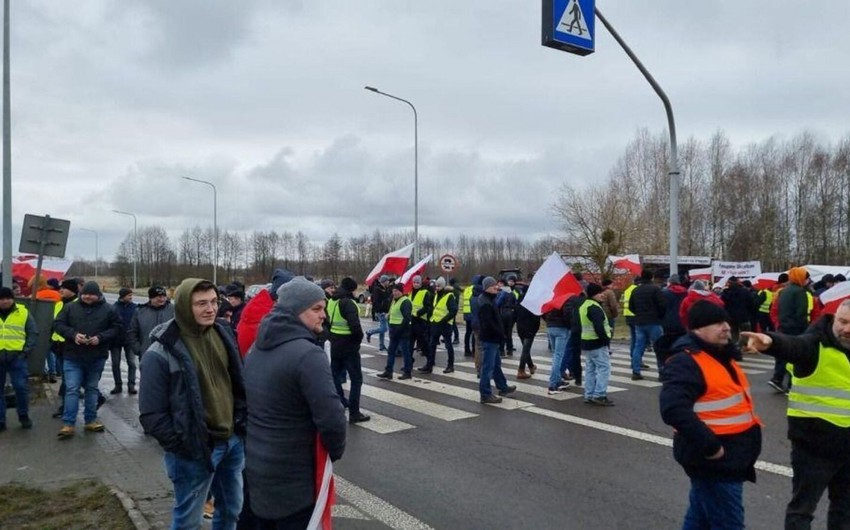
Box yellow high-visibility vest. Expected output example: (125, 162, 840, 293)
(758, 290, 773, 314)
(326, 298, 351, 336)
(622, 284, 637, 317)
(0, 304, 29, 351)
(388, 296, 410, 325)
(411, 289, 428, 320)
(430, 292, 454, 323)
(462, 286, 473, 314)
(579, 299, 612, 341)
(52, 300, 65, 342)
(788, 344, 850, 428)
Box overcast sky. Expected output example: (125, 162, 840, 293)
(2, 0, 849, 262)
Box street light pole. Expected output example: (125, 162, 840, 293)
(79, 228, 99, 279)
(364, 86, 418, 261)
(2, 0, 12, 288)
(112, 210, 137, 289)
(182, 176, 218, 285)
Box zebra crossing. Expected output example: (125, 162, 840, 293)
(97, 334, 777, 438)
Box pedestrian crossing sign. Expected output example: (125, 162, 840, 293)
(542, 0, 595, 56)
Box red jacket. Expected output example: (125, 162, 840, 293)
(236, 289, 274, 357)
(679, 290, 725, 330)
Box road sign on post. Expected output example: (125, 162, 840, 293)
(542, 0, 595, 56)
(439, 254, 457, 273)
(19, 214, 71, 301)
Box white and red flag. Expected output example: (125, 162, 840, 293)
(688, 267, 713, 282)
(607, 254, 642, 276)
(308, 434, 334, 530)
(752, 272, 781, 291)
(820, 281, 850, 315)
(363, 243, 414, 286)
(398, 254, 432, 293)
(521, 252, 584, 316)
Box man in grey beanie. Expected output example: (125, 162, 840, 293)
(244, 277, 347, 526)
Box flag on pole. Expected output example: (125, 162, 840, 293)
(364, 243, 415, 286)
(607, 254, 642, 276)
(308, 434, 334, 530)
(820, 281, 850, 315)
(752, 272, 781, 291)
(688, 266, 713, 282)
(398, 254, 433, 293)
(7, 254, 74, 296)
(520, 252, 584, 316)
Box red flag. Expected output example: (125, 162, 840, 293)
(9, 255, 74, 296)
(398, 254, 432, 293)
(521, 252, 584, 316)
(752, 272, 781, 291)
(310, 434, 334, 529)
(820, 281, 850, 315)
(607, 254, 642, 276)
(364, 243, 414, 286)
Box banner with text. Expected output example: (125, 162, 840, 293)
(711, 260, 761, 279)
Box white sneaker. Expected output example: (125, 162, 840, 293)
(547, 388, 563, 395)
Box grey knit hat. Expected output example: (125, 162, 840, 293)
(277, 277, 326, 315)
(482, 276, 497, 290)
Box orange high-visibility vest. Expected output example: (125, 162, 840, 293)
(691, 352, 761, 435)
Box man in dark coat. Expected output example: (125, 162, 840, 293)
(515, 289, 540, 379)
(139, 279, 247, 528)
(244, 277, 346, 528)
(477, 277, 516, 404)
(629, 269, 666, 380)
(721, 276, 755, 343)
(128, 285, 175, 360)
(328, 277, 370, 424)
(377, 283, 413, 380)
(53, 281, 122, 437)
(110, 287, 137, 395)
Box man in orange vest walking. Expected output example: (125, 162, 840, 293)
(660, 301, 763, 529)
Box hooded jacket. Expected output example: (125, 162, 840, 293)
(477, 290, 504, 343)
(243, 305, 347, 519)
(777, 268, 811, 334)
(237, 268, 295, 356)
(763, 315, 850, 458)
(661, 284, 688, 334)
(128, 300, 175, 356)
(629, 280, 666, 326)
(139, 279, 246, 463)
(721, 282, 757, 327)
(660, 333, 762, 482)
(53, 296, 122, 361)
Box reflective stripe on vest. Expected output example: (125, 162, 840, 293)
(0, 304, 29, 351)
(622, 284, 636, 317)
(388, 296, 410, 325)
(430, 292, 453, 323)
(52, 300, 65, 342)
(690, 352, 761, 435)
(787, 344, 850, 427)
(758, 289, 773, 314)
(462, 285, 473, 314)
(579, 298, 611, 341)
(326, 298, 351, 335)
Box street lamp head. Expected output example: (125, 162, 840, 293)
(364, 86, 379, 93)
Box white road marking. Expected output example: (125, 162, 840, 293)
(361, 383, 479, 421)
(454, 361, 628, 393)
(523, 406, 793, 478)
(353, 408, 415, 434)
(335, 476, 435, 529)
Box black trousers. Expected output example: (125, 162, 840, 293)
(254, 504, 314, 530)
(426, 323, 454, 369)
(411, 318, 430, 354)
(518, 336, 536, 371)
(786, 440, 850, 529)
(463, 317, 475, 354)
(500, 313, 515, 353)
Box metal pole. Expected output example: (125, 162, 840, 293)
(595, 8, 680, 276)
(113, 210, 137, 288)
(365, 86, 419, 261)
(182, 177, 218, 285)
(2, 0, 11, 288)
(79, 228, 98, 279)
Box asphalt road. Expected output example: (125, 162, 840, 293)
(97, 316, 823, 529)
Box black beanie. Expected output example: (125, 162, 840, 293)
(60, 279, 79, 294)
(0, 286, 14, 299)
(118, 287, 133, 298)
(688, 301, 730, 330)
(340, 277, 358, 293)
(585, 282, 604, 299)
(81, 281, 102, 297)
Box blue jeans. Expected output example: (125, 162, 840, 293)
(632, 324, 662, 374)
(683, 478, 744, 530)
(62, 356, 106, 425)
(479, 341, 508, 397)
(385, 334, 412, 374)
(0, 354, 29, 420)
(332, 351, 364, 414)
(367, 313, 388, 349)
(583, 346, 611, 399)
(44, 349, 58, 375)
(547, 327, 570, 389)
(164, 434, 244, 530)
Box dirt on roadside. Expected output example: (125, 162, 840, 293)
(0, 479, 134, 529)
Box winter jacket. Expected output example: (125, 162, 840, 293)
(763, 316, 850, 459)
(477, 291, 504, 343)
(53, 297, 122, 361)
(597, 288, 619, 320)
(543, 298, 572, 329)
(660, 333, 762, 482)
(244, 304, 346, 520)
(580, 298, 610, 351)
(629, 282, 666, 326)
(129, 301, 175, 356)
(515, 292, 541, 340)
(112, 299, 137, 347)
(679, 290, 725, 330)
(468, 283, 483, 331)
(236, 268, 295, 356)
(777, 283, 810, 335)
(370, 282, 392, 313)
(661, 284, 688, 334)
(328, 287, 364, 355)
(721, 283, 755, 327)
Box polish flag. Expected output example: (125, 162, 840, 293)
(688, 267, 713, 282)
(820, 281, 850, 315)
(8, 254, 74, 295)
(398, 254, 433, 293)
(364, 243, 414, 286)
(308, 434, 334, 530)
(607, 254, 642, 275)
(752, 272, 781, 291)
(521, 252, 584, 316)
